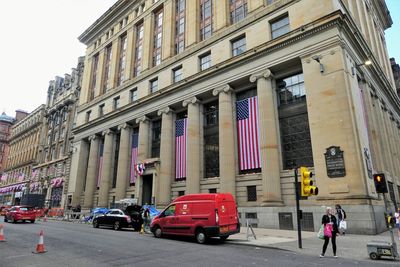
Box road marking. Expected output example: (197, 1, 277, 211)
(5, 254, 31, 259)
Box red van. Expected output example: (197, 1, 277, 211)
(151, 193, 240, 244)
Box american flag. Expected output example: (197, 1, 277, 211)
(236, 96, 260, 170)
(130, 133, 139, 184)
(31, 169, 38, 180)
(175, 118, 187, 180)
(96, 142, 104, 188)
(0, 173, 7, 181)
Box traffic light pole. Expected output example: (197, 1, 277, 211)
(294, 167, 302, 249)
(382, 193, 398, 258)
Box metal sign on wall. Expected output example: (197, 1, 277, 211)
(324, 146, 346, 178)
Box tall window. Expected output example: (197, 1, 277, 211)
(232, 36, 246, 56)
(113, 96, 120, 110)
(99, 104, 105, 116)
(102, 45, 113, 93)
(89, 54, 99, 101)
(150, 78, 158, 93)
(277, 73, 313, 169)
(200, 0, 213, 40)
(151, 120, 161, 157)
(230, 0, 247, 24)
(173, 66, 183, 82)
(199, 52, 211, 71)
(204, 101, 219, 178)
(271, 15, 290, 39)
(86, 111, 91, 122)
(130, 88, 138, 102)
(134, 23, 144, 76)
(153, 9, 163, 66)
(175, 0, 186, 54)
(117, 34, 128, 86)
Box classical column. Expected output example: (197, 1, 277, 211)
(98, 130, 115, 208)
(115, 123, 131, 201)
(157, 107, 174, 206)
(213, 85, 236, 196)
(213, 0, 229, 32)
(183, 97, 201, 194)
(162, 0, 174, 60)
(83, 135, 100, 209)
(250, 69, 283, 206)
(69, 140, 89, 207)
(135, 116, 150, 204)
(142, 15, 152, 71)
(185, 0, 199, 47)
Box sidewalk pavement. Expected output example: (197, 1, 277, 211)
(227, 227, 400, 262)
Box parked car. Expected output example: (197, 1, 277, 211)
(4, 205, 36, 223)
(92, 209, 132, 230)
(151, 193, 240, 244)
(125, 204, 143, 231)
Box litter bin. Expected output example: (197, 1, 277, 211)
(367, 241, 397, 260)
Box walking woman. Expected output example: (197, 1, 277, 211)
(320, 207, 339, 258)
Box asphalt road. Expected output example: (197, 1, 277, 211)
(0, 220, 397, 267)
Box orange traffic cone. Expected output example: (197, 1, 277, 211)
(0, 224, 5, 242)
(33, 230, 46, 254)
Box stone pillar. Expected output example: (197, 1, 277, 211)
(162, 0, 174, 60)
(95, 50, 105, 97)
(98, 130, 115, 208)
(185, 0, 199, 47)
(83, 135, 100, 208)
(183, 97, 201, 194)
(109, 39, 119, 89)
(250, 69, 283, 206)
(115, 123, 131, 201)
(142, 15, 153, 71)
(69, 140, 89, 207)
(157, 107, 174, 206)
(135, 116, 150, 204)
(213, 0, 229, 32)
(124, 30, 135, 80)
(213, 85, 236, 196)
(248, 0, 264, 13)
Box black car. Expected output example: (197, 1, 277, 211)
(125, 205, 143, 231)
(93, 209, 132, 230)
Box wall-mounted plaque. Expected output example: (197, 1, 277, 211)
(324, 146, 346, 178)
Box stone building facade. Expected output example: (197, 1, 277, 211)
(0, 107, 44, 205)
(391, 58, 400, 98)
(68, 0, 399, 233)
(32, 57, 85, 209)
(0, 112, 15, 176)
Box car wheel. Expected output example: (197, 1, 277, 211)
(195, 228, 207, 244)
(370, 252, 380, 260)
(220, 235, 229, 241)
(93, 219, 99, 228)
(31, 220, 35, 223)
(154, 226, 162, 238)
(114, 221, 121, 230)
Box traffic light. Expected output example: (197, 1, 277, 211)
(373, 173, 388, 193)
(300, 166, 318, 197)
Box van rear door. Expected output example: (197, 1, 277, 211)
(217, 199, 238, 233)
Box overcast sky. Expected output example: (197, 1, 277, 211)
(0, 0, 399, 116)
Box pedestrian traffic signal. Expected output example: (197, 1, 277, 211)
(300, 166, 318, 197)
(373, 173, 388, 193)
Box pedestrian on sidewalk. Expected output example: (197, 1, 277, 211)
(335, 204, 346, 235)
(395, 208, 400, 240)
(320, 207, 339, 258)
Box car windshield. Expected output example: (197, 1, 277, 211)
(19, 207, 33, 211)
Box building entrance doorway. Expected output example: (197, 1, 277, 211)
(141, 174, 153, 205)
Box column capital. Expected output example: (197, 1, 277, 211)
(183, 96, 201, 107)
(102, 129, 114, 136)
(118, 123, 131, 131)
(212, 85, 233, 96)
(250, 69, 274, 83)
(135, 116, 150, 124)
(157, 107, 174, 116)
(88, 135, 98, 142)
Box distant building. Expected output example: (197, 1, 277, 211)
(0, 112, 15, 176)
(33, 57, 84, 209)
(0, 106, 45, 205)
(391, 58, 400, 97)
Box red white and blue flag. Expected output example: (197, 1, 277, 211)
(130, 133, 139, 184)
(236, 96, 260, 170)
(96, 142, 104, 188)
(175, 118, 187, 180)
(31, 169, 38, 180)
(0, 173, 7, 181)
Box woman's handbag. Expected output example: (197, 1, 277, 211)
(317, 225, 325, 239)
(324, 224, 333, 238)
(339, 220, 347, 230)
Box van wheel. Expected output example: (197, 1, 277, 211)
(31, 220, 35, 223)
(93, 219, 99, 228)
(196, 229, 207, 244)
(370, 252, 379, 260)
(220, 235, 229, 241)
(154, 226, 162, 238)
(114, 221, 121, 230)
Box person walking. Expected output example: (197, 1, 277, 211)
(320, 207, 339, 258)
(395, 208, 400, 240)
(335, 204, 346, 235)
